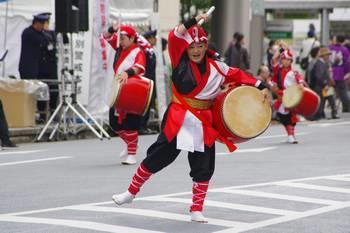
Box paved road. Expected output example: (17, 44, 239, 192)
(1, 114, 350, 233)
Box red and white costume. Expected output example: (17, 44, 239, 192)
(104, 26, 146, 76)
(104, 26, 146, 160)
(112, 21, 266, 221)
(163, 25, 262, 152)
(271, 49, 305, 140)
(271, 65, 304, 115)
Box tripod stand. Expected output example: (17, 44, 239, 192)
(36, 69, 110, 141)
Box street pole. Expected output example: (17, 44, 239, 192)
(250, 0, 265, 75)
(321, 8, 330, 45)
(2, 0, 9, 78)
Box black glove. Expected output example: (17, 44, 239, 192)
(108, 26, 116, 34)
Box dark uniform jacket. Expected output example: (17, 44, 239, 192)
(19, 26, 48, 79)
(38, 30, 58, 79)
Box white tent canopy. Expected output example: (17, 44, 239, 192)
(0, 0, 166, 123)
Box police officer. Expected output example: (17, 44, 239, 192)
(37, 12, 59, 113)
(18, 13, 49, 79)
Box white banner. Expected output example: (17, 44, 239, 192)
(87, 0, 111, 119)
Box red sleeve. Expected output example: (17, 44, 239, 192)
(104, 33, 118, 50)
(294, 71, 305, 84)
(133, 50, 146, 75)
(224, 67, 259, 87)
(168, 27, 193, 68)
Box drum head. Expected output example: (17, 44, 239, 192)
(282, 85, 303, 109)
(108, 77, 122, 108)
(222, 86, 272, 139)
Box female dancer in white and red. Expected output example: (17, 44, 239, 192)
(103, 25, 146, 165)
(270, 47, 306, 144)
(111, 14, 269, 223)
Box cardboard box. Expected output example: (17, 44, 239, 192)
(0, 81, 36, 128)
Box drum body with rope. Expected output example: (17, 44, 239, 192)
(109, 75, 154, 116)
(282, 85, 320, 118)
(212, 86, 272, 144)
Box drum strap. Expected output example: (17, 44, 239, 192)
(172, 85, 237, 152)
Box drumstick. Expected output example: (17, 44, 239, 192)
(198, 6, 215, 25)
(116, 10, 121, 48)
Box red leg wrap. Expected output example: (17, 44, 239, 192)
(123, 130, 138, 155)
(127, 163, 152, 195)
(190, 181, 209, 212)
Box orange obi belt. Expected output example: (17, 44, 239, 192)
(172, 95, 213, 110)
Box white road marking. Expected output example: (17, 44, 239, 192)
(256, 132, 310, 139)
(276, 182, 350, 194)
(0, 156, 72, 167)
(140, 197, 299, 216)
(0, 215, 163, 233)
(3, 173, 350, 233)
(210, 173, 350, 193)
(212, 201, 350, 233)
(307, 121, 350, 127)
(217, 146, 277, 155)
(325, 176, 350, 182)
(210, 189, 342, 205)
(66, 205, 247, 228)
(0, 150, 44, 155)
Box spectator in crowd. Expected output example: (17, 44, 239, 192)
(329, 34, 350, 112)
(18, 14, 49, 79)
(342, 37, 350, 93)
(309, 46, 338, 120)
(139, 29, 157, 134)
(266, 40, 277, 71)
(305, 46, 320, 84)
(224, 32, 250, 71)
(299, 25, 320, 71)
(256, 65, 271, 83)
(262, 31, 270, 65)
(143, 29, 157, 47)
(0, 99, 17, 148)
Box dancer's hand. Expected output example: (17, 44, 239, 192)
(195, 13, 209, 24)
(117, 72, 128, 85)
(261, 88, 272, 105)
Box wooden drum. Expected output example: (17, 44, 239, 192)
(212, 86, 272, 144)
(282, 85, 320, 118)
(109, 75, 154, 116)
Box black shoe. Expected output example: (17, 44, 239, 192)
(2, 141, 18, 148)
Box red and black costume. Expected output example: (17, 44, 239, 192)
(119, 18, 266, 215)
(104, 26, 146, 156)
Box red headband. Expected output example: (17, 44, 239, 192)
(280, 49, 293, 60)
(188, 25, 207, 44)
(119, 25, 137, 38)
